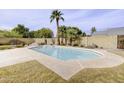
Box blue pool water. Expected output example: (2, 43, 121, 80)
(31, 45, 101, 61)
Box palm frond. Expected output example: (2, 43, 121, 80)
(60, 17, 64, 21)
(60, 13, 64, 16)
(50, 15, 55, 23)
(50, 19, 53, 23)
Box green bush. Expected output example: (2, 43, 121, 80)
(4, 31, 22, 38)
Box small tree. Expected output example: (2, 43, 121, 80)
(28, 31, 36, 38)
(91, 27, 96, 35)
(4, 31, 22, 38)
(33, 28, 53, 44)
(0, 30, 7, 38)
(66, 27, 82, 46)
(66, 28, 74, 45)
(82, 32, 86, 36)
(12, 24, 29, 38)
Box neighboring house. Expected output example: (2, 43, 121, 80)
(92, 27, 124, 49)
(93, 27, 124, 36)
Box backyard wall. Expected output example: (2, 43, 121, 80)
(81, 35, 118, 49)
(0, 36, 118, 49)
(34, 38, 66, 45)
(34, 38, 56, 44)
(34, 35, 118, 49)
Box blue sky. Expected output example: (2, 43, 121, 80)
(0, 9, 124, 35)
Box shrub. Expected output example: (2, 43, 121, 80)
(4, 31, 22, 38)
(79, 44, 84, 47)
(92, 43, 98, 48)
(85, 44, 98, 49)
(38, 42, 45, 45)
(73, 43, 78, 46)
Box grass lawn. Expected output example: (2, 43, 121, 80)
(70, 64, 124, 83)
(0, 45, 13, 50)
(0, 60, 66, 83)
(0, 59, 124, 83)
(0, 45, 23, 50)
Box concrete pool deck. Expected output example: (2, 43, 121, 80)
(0, 47, 124, 80)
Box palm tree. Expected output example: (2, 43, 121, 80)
(82, 32, 86, 36)
(50, 10, 64, 45)
(66, 28, 75, 46)
(66, 27, 83, 46)
(59, 25, 66, 45)
(91, 27, 96, 35)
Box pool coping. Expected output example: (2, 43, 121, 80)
(0, 46, 124, 80)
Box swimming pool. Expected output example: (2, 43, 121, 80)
(31, 45, 102, 61)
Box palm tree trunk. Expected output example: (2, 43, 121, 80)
(65, 38, 67, 45)
(44, 36, 47, 45)
(45, 38, 47, 44)
(56, 19, 60, 45)
(61, 31, 64, 45)
(70, 38, 72, 46)
(65, 32, 67, 45)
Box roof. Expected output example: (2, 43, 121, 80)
(93, 27, 124, 36)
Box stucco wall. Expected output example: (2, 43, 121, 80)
(0, 36, 118, 49)
(33, 35, 118, 49)
(34, 38, 66, 45)
(81, 35, 118, 49)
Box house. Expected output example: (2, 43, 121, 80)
(93, 27, 124, 36)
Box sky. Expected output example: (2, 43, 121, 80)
(0, 9, 124, 35)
